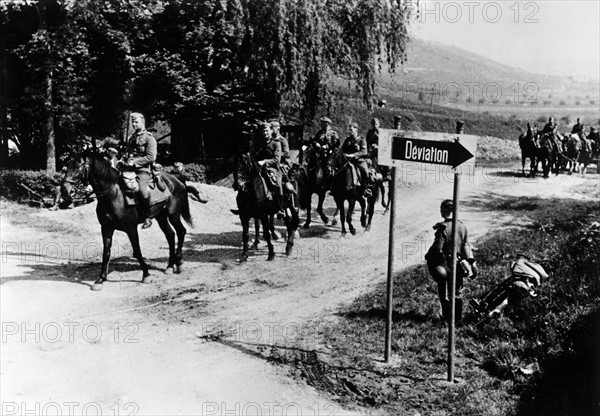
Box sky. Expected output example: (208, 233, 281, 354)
(410, 0, 600, 80)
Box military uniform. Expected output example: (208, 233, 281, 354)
(126, 129, 157, 219)
(306, 128, 340, 163)
(571, 120, 583, 135)
(252, 137, 283, 197)
(426, 218, 473, 324)
(341, 134, 371, 188)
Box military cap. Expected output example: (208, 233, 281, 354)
(349, 122, 359, 129)
(320, 116, 332, 124)
(456, 120, 465, 127)
(393, 115, 402, 122)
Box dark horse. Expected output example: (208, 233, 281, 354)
(327, 151, 371, 236)
(234, 151, 300, 261)
(62, 152, 192, 290)
(294, 145, 332, 228)
(533, 132, 560, 178)
(519, 130, 537, 176)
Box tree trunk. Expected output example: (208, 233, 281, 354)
(45, 66, 55, 173)
(0, 46, 8, 167)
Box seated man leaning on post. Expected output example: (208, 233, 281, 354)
(340, 122, 373, 197)
(125, 112, 157, 229)
(172, 162, 208, 204)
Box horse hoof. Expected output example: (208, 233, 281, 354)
(267, 253, 275, 261)
(240, 253, 249, 262)
(174, 264, 182, 274)
(303, 223, 310, 229)
(365, 226, 371, 232)
(91, 283, 103, 291)
(285, 245, 293, 256)
(250, 243, 259, 250)
(294, 230, 300, 239)
(164, 267, 174, 275)
(350, 229, 357, 236)
(142, 275, 153, 284)
(322, 217, 329, 225)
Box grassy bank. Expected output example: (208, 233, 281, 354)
(281, 190, 600, 415)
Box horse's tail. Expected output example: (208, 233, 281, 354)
(182, 189, 194, 228)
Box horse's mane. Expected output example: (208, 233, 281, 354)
(89, 152, 120, 183)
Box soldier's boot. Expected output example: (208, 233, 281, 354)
(188, 185, 208, 203)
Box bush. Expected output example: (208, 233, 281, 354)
(0, 169, 63, 204)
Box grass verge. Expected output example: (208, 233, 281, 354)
(279, 195, 600, 415)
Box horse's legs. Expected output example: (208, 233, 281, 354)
(260, 215, 275, 261)
(358, 195, 367, 228)
(93, 225, 115, 290)
(316, 191, 329, 225)
(521, 156, 526, 176)
(125, 226, 151, 282)
(251, 217, 260, 249)
(347, 199, 357, 236)
(365, 194, 375, 232)
(303, 192, 313, 229)
(335, 198, 346, 236)
(331, 207, 339, 227)
(284, 205, 299, 256)
(155, 214, 175, 274)
(241, 215, 250, 262)
(167, 212, 187, 273)
(269, 214, 280, 240)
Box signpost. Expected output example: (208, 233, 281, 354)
(379, 130, 476, 382)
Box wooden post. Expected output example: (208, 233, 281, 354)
(447, 171, 461, 382)
(384, 166, 397, 363)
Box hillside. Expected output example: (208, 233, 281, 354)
(376, 38, 600, 109)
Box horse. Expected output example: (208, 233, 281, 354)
(327, 151, 369, 236)
(61, 151, 192, 291)
(294, 145, 332, 228)
(575, 134, 593, 176)
(533, 132, 559, 178)
(564, 133, 583, 174)
(518, 131, 537, 176)
(234, 151, 299, 261)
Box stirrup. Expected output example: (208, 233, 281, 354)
(363, 188, 373, 198)
(142, 218, 153, 229)
(276, 209, 286, 219)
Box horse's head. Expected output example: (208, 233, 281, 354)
(61, 152, 91, 201)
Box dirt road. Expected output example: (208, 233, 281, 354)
(1, 165, 598, 415)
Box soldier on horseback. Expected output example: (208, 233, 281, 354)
(125, 112, 157, 229)
(542, 117, 557, 135)
(303, 117, 340, 164)
(340, 122, 373, 197)
(252, 122, 287, 219)
(270, 120, 291, 167)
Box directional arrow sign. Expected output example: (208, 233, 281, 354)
(391, 136, 474, 168)
(378, 129, 477, 171)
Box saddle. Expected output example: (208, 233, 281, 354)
(119, 172, 171, 207)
